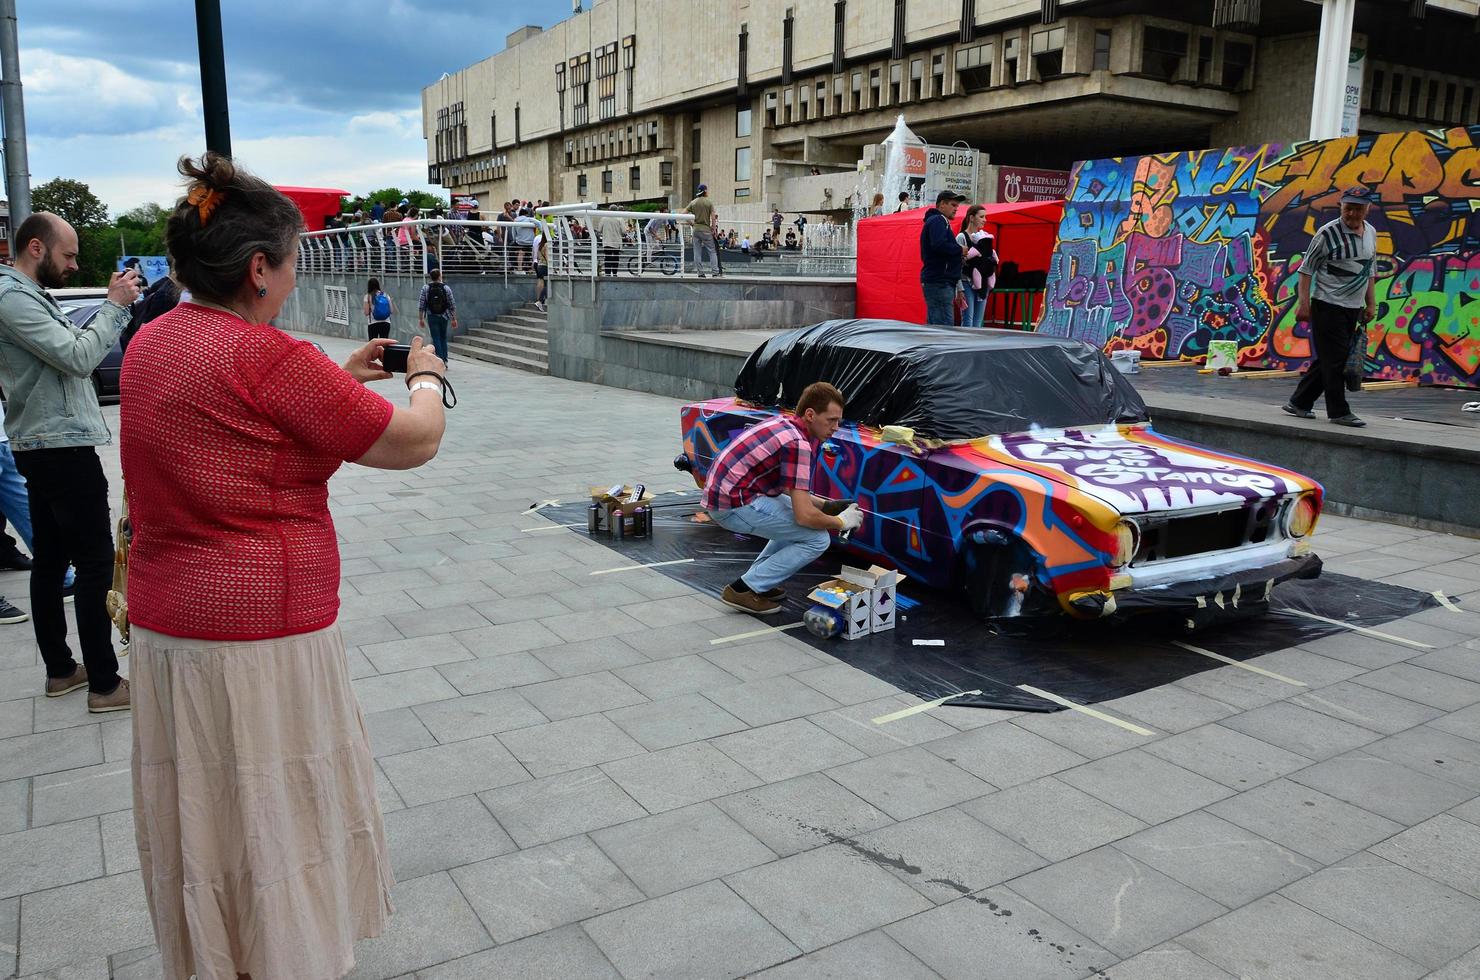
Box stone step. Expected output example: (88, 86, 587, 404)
(461, 331, 549, 355)
(456, 336, 549, 364)
(499, 312, 548, 326)
(449, 342, 550, 375)
(478, 319, 548, 338)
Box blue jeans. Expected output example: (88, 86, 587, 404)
(922, 282, 957, 326)
(0, 443, 74, 587)
(708, 494, 831, 592)
(426, 313, 450, 363)
(962, 288, 987, 328)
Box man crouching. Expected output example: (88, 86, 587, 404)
(703, 382, 863, 614)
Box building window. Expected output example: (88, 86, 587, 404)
(910, 59, 923, 100)
(783, 87, 793, 123)
(834, 75, 845, 113)
(490, 111, 498, 150)
(513, 104, 520, 145)
(736, 146, 752, 182)
(870, 67, 882, 106)
(891, 0, 906, 60)
(1003, 35, 1020, 85)
(833, 0, 846, 74)
(890, 63, 902, 103)
(1389, 74, 1405, 115)
(736, 106, 752, 137)
(571, 53, 591, 126)
(692, 126, 701, 161)
(851, 71, 863, 110)
(1460, 86, 1475, 123)
(1409, 77, 1421, 117)
(766, 91, 778, 127)
(1368, 69, 1385, 110)
(955, 42, 994, 92)
(555, 63, 566, 129)
(1141, 26, 1188, 82)
(738, 23, 749, 97)
(799, 92, 809, 122)
(735, 188, 751, 198)
(816, 81, 826, 116)
(602, 170, 613, 193)
(782, 6, 795, 84)
(623, 35, 636, 111)
(1197, 35, 1214, 84)
(630, 165, 641, 191)
(578, 173, 588, 197)
(1428, 80, 1442, 120)
(660, 161, 673, 185)
(1093, 29, 1112, 71)
(931, 53, 945, 97)
(597, 42, 619, 120)
(1031, 26, 1064, 79)
(1222, 40, 1253, 89)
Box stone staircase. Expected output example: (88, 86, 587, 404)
(449, 302, 549, 375)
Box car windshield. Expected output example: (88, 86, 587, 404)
(735, 320, 1150, 441)
(58, 301, 104, 326)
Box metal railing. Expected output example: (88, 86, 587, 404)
(296, 210, 857, 283)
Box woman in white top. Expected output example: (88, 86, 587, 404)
(956, 206, 998, 329)
(363, 276, 394, 340)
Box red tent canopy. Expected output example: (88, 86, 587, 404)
(274, 185, 349, 231)
(856, 199, 1063, 324)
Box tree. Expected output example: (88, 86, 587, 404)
(115, 203, 170, 260)
(31, 177, 110, 231)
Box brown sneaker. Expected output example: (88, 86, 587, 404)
(760, 587, 786, 601)
(87, 679, 131, 714)
(45, 665, 88, 698)
(721, 585, 781, 615)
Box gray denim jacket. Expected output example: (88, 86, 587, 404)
(0, 265, 129, 451)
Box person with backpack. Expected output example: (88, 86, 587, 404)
(418, 269, 458, 364)
(364, 277, 394, 340)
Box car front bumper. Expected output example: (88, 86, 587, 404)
(1065, 553, 1323, 620)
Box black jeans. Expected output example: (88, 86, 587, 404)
(1290, 299, 1359, 418)
(13, 447, 121, 694)
(368, 322, 391, 341)
(601, 246, 620, 277)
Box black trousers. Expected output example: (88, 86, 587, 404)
(601, 246, 620, 277)
(1290, 299, 1359, 419)
(13, 447, 121, 694)
(368, 322, 391, 341)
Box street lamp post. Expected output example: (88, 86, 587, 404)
(1309, 0, 1357, 140)
(195, 0, 232, 157)
(0, 0, 31, 224)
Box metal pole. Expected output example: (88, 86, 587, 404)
(0, 0, 31, 224)
(1309, 0, 1355, 140)
(194, 0, 232, 156)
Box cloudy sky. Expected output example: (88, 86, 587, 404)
(16, 0, 576, 215)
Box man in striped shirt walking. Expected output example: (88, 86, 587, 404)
(702, 382, 864, 615)
(1283, 188, 1378, 427)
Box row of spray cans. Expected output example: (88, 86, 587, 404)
(589, 483, 651, 539)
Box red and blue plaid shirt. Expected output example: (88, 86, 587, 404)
(701, 415, 816, 511)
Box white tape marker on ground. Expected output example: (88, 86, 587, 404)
(589, 558, 696, 576)
(1433, 591, 1463, 613)
(708, 621, 806, 645)
(524, 498, 561, 514)
(1173, 640, 1307, 687)
(1278, 608, 1434, 650)
(872, 690, 983, 724)
(520, 523, 584, 533)
(1016, 685, 1155, 736)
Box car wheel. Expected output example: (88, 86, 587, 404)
(957, 533, 1051, 619)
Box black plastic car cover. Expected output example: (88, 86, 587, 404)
(733, 319, 1150, 441)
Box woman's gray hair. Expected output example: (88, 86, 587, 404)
(165, 152, 304, 302)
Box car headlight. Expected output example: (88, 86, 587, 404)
(1112, 519, 1140, 567)
(1286, 493, 1318, 538)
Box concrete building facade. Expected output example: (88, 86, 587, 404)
(423, 0, 1480, 215)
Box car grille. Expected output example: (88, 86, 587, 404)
(1133, 501, 1281, 564)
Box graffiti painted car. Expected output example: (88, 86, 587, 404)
(676, 321, 1323, 620)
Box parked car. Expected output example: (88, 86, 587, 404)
(675, 321, 1322, 621)
(52, 289, 121, 401)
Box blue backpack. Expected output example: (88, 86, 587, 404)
(371, 291, 391, 320)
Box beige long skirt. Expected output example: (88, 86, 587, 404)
(131, 624, 395, 980)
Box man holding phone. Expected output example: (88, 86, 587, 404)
(0, 213, 141, 712)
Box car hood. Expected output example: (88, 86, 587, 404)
(976, 424, 1318, 516)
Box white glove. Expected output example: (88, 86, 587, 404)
(837, 504, 864, 532)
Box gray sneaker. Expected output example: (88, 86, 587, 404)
(88, 679, 131, 714)
(0, 596, 27, 625)
(1330, 415, 1367, 427)
(1281, 404, 1315, 419)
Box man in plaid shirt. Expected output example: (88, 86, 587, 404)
(703, 382, 864, 615)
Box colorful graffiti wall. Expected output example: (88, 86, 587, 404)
(1039, 125, 1480, 388)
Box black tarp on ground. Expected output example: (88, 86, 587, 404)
(545, 492, 1442, 712)
(733, 320, 1150, 441)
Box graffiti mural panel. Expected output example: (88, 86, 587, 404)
(1040, 125, 1480, 389)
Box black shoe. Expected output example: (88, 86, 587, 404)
(0, 551, 32, 571)
(1330, 414, 1367, 427)
(0, 596, 27, 625)
(1281, 404, 1315, 419)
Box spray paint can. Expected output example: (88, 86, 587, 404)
(587, 501, 601, 534)
(613, 508, 625, 541)
(632, 505, 646, 537)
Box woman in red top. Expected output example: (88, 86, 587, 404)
(120, 153, 448, 980)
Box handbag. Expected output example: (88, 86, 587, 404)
(1344, 322, 1367, 393)
(105, 490, 131, 644)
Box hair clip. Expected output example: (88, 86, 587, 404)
(186, 185, 226, 225)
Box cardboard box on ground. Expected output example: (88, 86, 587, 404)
(588, 484, 655, 537)
(809, 565, 906, 640)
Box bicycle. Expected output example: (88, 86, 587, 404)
(626, 244, 680, 277)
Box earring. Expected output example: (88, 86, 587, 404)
(257, 286, 267, 297)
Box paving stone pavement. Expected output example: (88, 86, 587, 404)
(1, 335, 1479, 978)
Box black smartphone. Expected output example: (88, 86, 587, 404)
(381, 344, 411, 373)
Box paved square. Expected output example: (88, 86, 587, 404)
(2, 341, 1478, 978)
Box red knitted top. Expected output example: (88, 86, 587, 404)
(120, 304, 393, 640)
